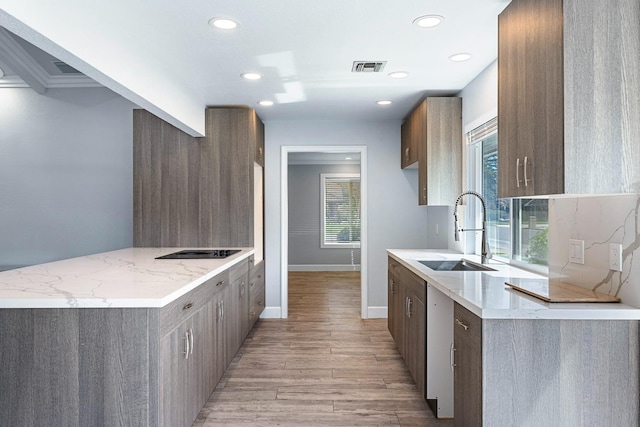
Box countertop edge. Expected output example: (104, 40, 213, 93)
(0, 248, 256, 309)
(387, 249, 640, 320)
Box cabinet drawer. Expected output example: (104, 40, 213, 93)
(228, 259, 249, 284)
(160, 271, 228, 337)
(249, 260, 265, 284)
(453, 303, 482, 342)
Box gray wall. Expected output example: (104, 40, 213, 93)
(288, 163, 361, 269)
(0, 87, 136, 270)
(265, 119, 430, 316)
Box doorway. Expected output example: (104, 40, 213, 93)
(280, 146, 368, 318)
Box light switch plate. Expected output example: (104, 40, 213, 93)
(569, 239, 585, 264)
(610, 243, 623, 272)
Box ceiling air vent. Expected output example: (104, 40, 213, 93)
(351, 61, 387, 73)
(52, 61, 82, 74)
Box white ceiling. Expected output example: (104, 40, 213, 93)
(0, 0, 510, 131)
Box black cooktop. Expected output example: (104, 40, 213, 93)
(155, 249, 241, 260)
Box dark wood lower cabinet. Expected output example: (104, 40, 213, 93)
(0, 258, 265, 427)
(453, 303, 482, 427)
(387, 257, 426, 398)
(453, 302, 640, 426)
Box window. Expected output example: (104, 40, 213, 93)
(512, 198, 548, 267)
(467, 119, 548, 270)
(321, 173, 360, 248)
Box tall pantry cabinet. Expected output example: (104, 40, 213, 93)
(133, 107, 266, 427)
(133, 107, 265, 253)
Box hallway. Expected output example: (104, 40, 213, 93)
(193, 271, 452, 426)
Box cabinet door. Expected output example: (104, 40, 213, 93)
(387, 270, 403, 349)
(226, 276, 243, 364)
(387, 269, 406, 359)
(453, 303, 482, 426)
(159, 321, 190, 427)
(498, 0, 564, 198)
(206, 108, 254, 247)
(187, 302, 218, 421)
(249, 261, 265, 329)
(405, 291, 426, 398)
(200, 297, 218, 402)
(253, 112, 265, 167)
(415, 100, 428, 205)
(425, 97, 462, 205)
(401, 114, 418, 168)
(213, 289, 228, 384)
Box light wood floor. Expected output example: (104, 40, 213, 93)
(193, 271, 453, 426)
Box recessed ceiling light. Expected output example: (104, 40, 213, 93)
(208, 18, 238, 30)
(413, 15, 444, 28)
(241, 72, 262, 80)
(449, 53, 472, 62)
(388, 71, 409, 79)
(345, 157, 353, 160)
(258, 100, 274, 106)
(376, 100, 392, 106)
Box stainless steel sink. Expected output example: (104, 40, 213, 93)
(418, 259, 496, 272)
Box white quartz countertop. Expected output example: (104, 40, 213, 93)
(388, 249, 640, 320)
(0, 247, 254, 308)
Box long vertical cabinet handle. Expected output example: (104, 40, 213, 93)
(183, 331, 191, 359)
(390, 279, 395, 294)
(516, 158, 521, 188)
(407, 297, 412, 318)
(188, 329, 194, 355)
(450, 342, 456, 371)
(524, 156, 529, 187)
(221, 300, 224, 321)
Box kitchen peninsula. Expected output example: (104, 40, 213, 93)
(388, 249, 640, 426)
(0, 247, 264, 427)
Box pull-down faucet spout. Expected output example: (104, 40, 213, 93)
(453, 191, 492, 264)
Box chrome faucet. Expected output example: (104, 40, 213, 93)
(454, 191, 492, 264)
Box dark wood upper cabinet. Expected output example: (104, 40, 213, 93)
(498, 0, 564, 198)
(400, 109, 419, 168)
(498, 0, 640, 197)
(401, 97, 462, 206)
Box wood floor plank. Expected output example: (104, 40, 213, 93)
(193, 271, 451, 427)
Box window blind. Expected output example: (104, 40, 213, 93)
(322, 175, 360, 246)
(467, 116, 498, 143)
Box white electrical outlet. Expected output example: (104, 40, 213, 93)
(610, 243, 623, 272)
(569, 239, 584, 264)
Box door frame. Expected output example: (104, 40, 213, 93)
(280, 145, 368, 318)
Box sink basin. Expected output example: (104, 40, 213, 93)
(418, 259, 496, 272)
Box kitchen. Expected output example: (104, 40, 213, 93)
(1, 0, 640, 426)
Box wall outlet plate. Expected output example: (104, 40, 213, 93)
(569, 239, 585, 264)
(610, 243, 623, 272)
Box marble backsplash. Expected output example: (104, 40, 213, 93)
(549, 193, 640, 308)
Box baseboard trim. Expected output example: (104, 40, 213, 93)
(260, 306, 282, 319)
(288, 264, 361, 272)
(367, 306, 388, 319)
(262, 305, 386, 319)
